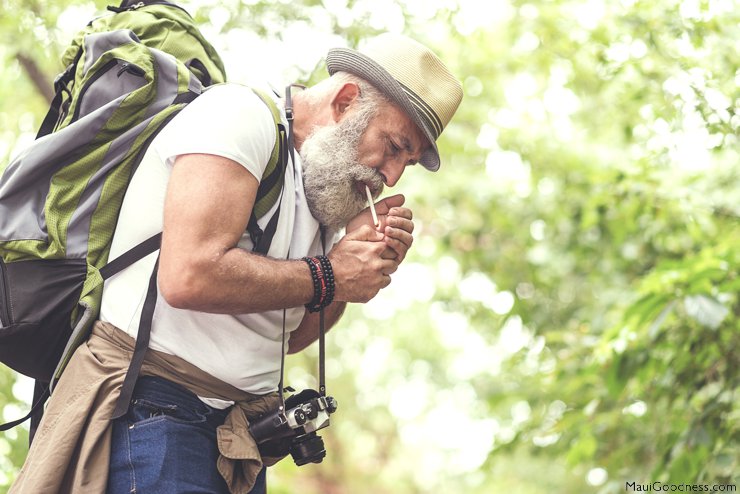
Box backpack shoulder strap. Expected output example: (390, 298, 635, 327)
(247, 88, 288, 255)
(250, 88, 287, 218)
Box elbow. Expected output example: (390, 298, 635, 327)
(287, 338, 309, 354)
(158, 263, 204, 310)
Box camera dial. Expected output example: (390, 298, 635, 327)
(292, 408, 307, 425)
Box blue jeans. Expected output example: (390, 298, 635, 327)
(107, 376, 267, 494)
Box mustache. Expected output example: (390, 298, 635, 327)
(352, 166, 385, 197)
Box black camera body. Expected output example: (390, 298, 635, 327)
(249, 388, 338, 466)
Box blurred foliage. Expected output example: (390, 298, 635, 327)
(1, 0, 738, 493)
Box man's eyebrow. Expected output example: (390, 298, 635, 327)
(399, 135, 423, 165)
(400, 136, 414, 153)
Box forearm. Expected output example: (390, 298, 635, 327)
(288, 301, 347, 353)
(159, 245, 314, 314)
(160, 224, 393, 315)
(160, 154, 396, 315)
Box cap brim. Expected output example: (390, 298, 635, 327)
(326, 48, 441, 171)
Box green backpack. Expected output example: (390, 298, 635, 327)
(0, 0, 288, 431)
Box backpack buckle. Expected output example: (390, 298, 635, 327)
(53, 63, 75, 94)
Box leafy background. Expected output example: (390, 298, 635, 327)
(0, 0, 738, 492)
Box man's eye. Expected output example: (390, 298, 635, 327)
(388, 140, 401, 153)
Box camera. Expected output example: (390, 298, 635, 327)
(249, 388, 338, 466)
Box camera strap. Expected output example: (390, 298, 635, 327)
(276, 84, 328, 410)
(318, 227, 328, 398)
(275, 238, 328, 407)
(278, 313, 288, 409)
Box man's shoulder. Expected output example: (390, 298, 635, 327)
(161, 83, 278, 140)
(204, 82, 259, 97)
(200, 83, 277, 113)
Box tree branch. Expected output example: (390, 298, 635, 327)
(16, 52, 54, 104)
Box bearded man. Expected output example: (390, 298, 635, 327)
(10, 33, 462, 494)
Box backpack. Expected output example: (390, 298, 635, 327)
(0, 0, 288, 432)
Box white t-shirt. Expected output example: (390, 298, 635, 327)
(100, 83, 329, 396)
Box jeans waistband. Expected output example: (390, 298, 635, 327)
(131, 375, 230, 426)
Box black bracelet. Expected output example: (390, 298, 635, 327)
(317, 255, 335, 306)
(301, 256, 335, 312)
(303, 256, 325, 312)
(302, 257, 321, 309)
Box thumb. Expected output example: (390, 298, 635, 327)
(374, 194, 405, 215)
(344, 224, 385, 242)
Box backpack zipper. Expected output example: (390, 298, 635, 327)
(105, 2, 220, 81)
(0, 259, 12, 326)
(70, 58, 145, 124)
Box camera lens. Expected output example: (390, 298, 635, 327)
(290, 432, 326, 466)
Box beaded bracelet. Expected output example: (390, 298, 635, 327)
(302, 255, 335, 312)
(303, 257, 322, 308)
(317, 255, 335, 305)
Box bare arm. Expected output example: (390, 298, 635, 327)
(158, 153, 313, 312)
(158, 153, 397, 314)
(287, 301, 346, 354)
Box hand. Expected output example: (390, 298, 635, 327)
(346, 194, 414, 262)
(381, 205, 414, 262)
(346, 194, 406, 233)
(328, 225, 399, 303)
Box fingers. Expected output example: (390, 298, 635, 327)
(381, 273, 392, 289)
(382, 207, 414, 262)
(345, 195, 409, 234)
(329, 201, 413, 303)
(328, 230, 399, 303)
(386, 209, 413, 232)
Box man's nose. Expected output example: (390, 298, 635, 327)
(379, 160, 405, 187)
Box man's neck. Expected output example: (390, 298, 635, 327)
(289, 88, 310, 152)
(290, 88, 337, 153)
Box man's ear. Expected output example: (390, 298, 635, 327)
(331, 83, 360, 122)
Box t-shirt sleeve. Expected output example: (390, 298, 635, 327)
(153, 84, 277, 182)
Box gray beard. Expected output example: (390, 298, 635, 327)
(300, 109, 385, 229)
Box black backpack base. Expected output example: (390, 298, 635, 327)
(1, 258, 87, 381)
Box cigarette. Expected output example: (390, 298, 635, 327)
(365, 185, 380, 227)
